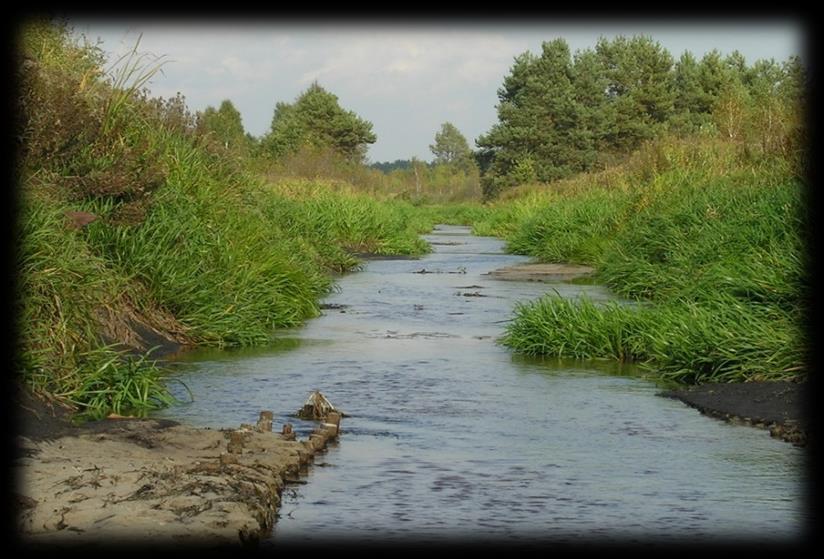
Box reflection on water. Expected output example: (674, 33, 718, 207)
(157, 225, 806, 544)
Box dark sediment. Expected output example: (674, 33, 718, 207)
(659, 381, 808, 446)
(13, 386, 79, 443)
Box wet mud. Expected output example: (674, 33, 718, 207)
(659, 381, 808, 446)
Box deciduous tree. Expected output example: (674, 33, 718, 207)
(196, 99, 247, 151)
(430, 122, 475, 171)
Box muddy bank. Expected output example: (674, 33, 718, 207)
(13, 390, 341, 547)
(485, 262, 595, 282)
(350, 252, 420, 261)
(659, 381, 809, 447)
(96, 294, 196, 360)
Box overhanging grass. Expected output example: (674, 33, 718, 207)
(503, 294, 805, 384)
(489, 138, 807, 384)
(79, 133, 435, 348)
(16, 22, 443, 419)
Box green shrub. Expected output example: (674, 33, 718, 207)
(492, 137, 807, 383)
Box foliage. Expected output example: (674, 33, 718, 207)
(196, 99, 251, 154)
(15, 19, 808, 425)
(18, 20, 168, 227)
(429, 122, 477, 172)
(483, 135, 807, 383)
(477, 40, 592, 198)
(478, 35, 807, 198)
(66, 347, 182, 421)
(262, 82, 376, 163)
(15, 21, 430, 420)
(503, 293, 803, 384)
(370, 159, 415, 173)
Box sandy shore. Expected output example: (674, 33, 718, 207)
(12, 377, 806, 548)
(12, 389, 340, 548)
(485, 262, 596, 282)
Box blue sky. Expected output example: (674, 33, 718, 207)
(71, 20, 805, 163)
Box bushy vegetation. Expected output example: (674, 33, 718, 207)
(487, 137, 808, 383)
(195, 99, 256, 156)
(14, 21, 431, 418)
(15, 19, 808, 424)
(477, 35, 806, 199)
(260, 136, 483, 204)
(260, 82, 377, 163)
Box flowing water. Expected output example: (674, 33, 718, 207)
(158, 225, 806, 545)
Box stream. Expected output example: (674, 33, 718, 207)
(158, 225, 806, 544)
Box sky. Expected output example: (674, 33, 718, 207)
(70, 19, 806, 164)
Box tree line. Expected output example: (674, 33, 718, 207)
(476, 35, 806, 198)
(190, 34, 805, 200)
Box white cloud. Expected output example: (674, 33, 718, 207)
(72, 22, 804, 161)
(218, 56, 280, 82)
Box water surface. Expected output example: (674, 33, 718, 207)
(159, 225, 806, 544)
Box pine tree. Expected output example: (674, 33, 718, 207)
(476, 51, 541, 198)
(263, 82, 376, 162)
(596, 35, 675, 151)
(476, 39, 589, 195)
(571, 47, 613, 167)
(672, 51, 711, 133)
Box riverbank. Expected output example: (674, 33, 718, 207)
(473, 137, 807, 387)
(660, 380, 809, 447)
(13, 225, 807, 545)
(12, 387, 341, 547)
(486, 265, 808, 448)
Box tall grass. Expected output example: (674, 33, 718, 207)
(101, 33, 166, 136)
(15, 187, 189, 417)
(63, 346, 184, 421)
(17, 188, 120, 386)
(598, 174, 805, 309)
(262, 179, 431, 257)
(492, 137, 808, 384)
(504, 294, 804, 384)
(15, 22, 440, 419)
(505, 189, 631, 264)
(79, 132, 436, 348)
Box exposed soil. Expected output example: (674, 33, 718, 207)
(95, 294, 196, 359)
(350, 252, 419, 261)
(659, 380, 809, 447)
(485, 263, 595, 282)
(12, 388, 341, 548)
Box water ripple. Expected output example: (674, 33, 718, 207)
(160, 226, 806, 544)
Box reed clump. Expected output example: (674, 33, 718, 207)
(489, 136, 808, 383)
(15, 21, 434, 419)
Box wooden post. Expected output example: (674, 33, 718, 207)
(256, 411, 273, 432)
(325, 411, 341, 428)
(227, 431, 245, 454)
